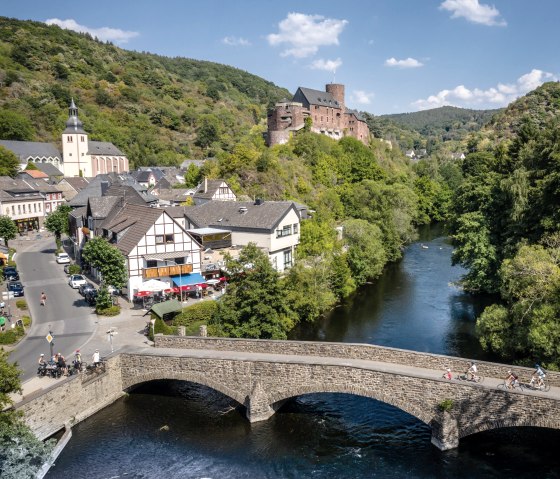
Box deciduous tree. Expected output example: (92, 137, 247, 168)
(0, 216, 17, 247)
(81, 237, 127, 289)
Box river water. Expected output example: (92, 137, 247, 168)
(48, 226, 560, 478)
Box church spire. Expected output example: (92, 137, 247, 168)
(64, 98, 85, 134)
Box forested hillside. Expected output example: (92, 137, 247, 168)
(0, 16, 290, 166)
(449, 81, 560, 369)
(364, 106, 500, 155)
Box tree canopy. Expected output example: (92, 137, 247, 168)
(0, 146, 21, 178)
(0, 216, 17, 247)
(81, 237, 127, 288)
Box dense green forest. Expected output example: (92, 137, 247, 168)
(364, 106, 501, 155)
(449, 81, 560, 369)
(0, 16, 290, 166)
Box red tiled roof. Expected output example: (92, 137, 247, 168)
(24, 170, 48, 179)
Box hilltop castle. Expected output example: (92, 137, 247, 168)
(266, 83, 370, 146)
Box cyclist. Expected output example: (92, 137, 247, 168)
(73, 350, 82, 371)
(40, 291, 47, 306)
(466, 361, 478, 381)
(531, 364, 546, 388)
(442, 367, 452, 380)
(505, 370, 516, 389)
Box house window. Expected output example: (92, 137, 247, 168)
(17, 205, 21, 214)
(5, 208, 8, 215)
(174, 257, 185, 264)
(11, 206, 14, 215)
(293, 223, 299, 234)
(146, 260, 158, 268)
(38, 203, 41, 212)
(218, 187, 229, 195)
(155, 234, 174, 244)
(67, 136, 73, 143)
(81, 136, 85, 142)
(283, 249, 293, 269)
(276, 225, 292, 238)
(22, 205, 26, 214)
(34, 203, 37, 213)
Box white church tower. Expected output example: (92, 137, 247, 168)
(61, 99, 90, 177)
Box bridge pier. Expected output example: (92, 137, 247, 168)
(245, 381, 275, 422)
(431, 411, 459, 451)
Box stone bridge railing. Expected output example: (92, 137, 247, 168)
(153, 335, 560, 387)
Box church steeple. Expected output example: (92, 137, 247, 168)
(64, 98, 85, 134)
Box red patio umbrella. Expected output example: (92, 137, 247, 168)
(135, 291, 151, 297)
(164, 287, 180, 294)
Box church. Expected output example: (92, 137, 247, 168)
(0, 100, 129, 177)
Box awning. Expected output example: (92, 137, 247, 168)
(149, 299, 183, 319)
(171, 272, 205, 287)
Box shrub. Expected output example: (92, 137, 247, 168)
(438, 399, 454, 412)
(148, 316, 175, 340)
(15, 299, 27, 310)
(96, 305, 120, 317)
(68, 264, 81, 275)
(0, 326, 24, 344)
(22, 315, 31, 327)
(172, 301, 218, 327)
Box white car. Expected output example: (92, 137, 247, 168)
(68, 274, 87, 289)
(56, 253, 71, 264)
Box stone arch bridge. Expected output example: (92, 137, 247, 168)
(16, 336, 560, 450)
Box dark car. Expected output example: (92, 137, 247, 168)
(8, 281, 24, 297)
(84, 289, 98, 306)
(3, 266, 19, 281)
(78, 282, 96, 297)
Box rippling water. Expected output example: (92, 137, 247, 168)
(48, 226, 560, 478)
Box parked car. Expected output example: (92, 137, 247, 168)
(3, 266, 19, 281)
(7, 281, 24, 297)
(68, 274, 87, 289)
(78, 282, 96, 297)
(56, 253, 71, 264)
(84, 289, 98, 306)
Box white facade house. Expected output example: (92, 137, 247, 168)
(99, 204, 202, 300)
(193, 178, 237, 205)
(183, 200, 301, 273)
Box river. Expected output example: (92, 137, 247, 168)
(47, 226, 560, 478)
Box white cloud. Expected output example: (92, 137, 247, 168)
(267, 12, 348, 58)
(350, 90, 375, 105)
(309, 58, 342, 72)
(222, 36, 251, 47)
(439, 0, 506, 26)
(45, 18, 139, 44)
(412, 69, 558, 110)
(385, 57, 424, 68)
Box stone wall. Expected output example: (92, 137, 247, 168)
(153, 336, 560, 387)
(15, 355, 124, 440)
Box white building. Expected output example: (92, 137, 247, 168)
(99, 203, 203, 300)
(183, 199, 300, 272)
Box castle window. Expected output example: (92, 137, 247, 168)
(67, 136, 73, 143)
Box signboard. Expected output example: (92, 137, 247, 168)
(45, 333, 54, 343)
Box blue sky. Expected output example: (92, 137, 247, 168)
(3, 0, 559, 114)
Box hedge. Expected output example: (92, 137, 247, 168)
(172, 301, 218, 327)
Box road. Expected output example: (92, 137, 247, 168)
(9, 237, 97, 381)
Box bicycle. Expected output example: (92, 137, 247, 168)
(458, 372, 485, 383)
(497, 380, 524, 392)
(528, 376, 551, 392)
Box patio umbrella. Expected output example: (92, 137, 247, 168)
(140, 279, 170, 292)
(164, 287, 180, 294)
(206, 279, 220, 285)
(135, 291, 152, 297)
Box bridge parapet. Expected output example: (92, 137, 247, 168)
(153, 335, 560, 387)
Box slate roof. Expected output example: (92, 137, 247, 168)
(163, 206, 189, 219)
(345, 108, 366, 121)
(101, 204, 168, 255)
(105, 184, 158, 205)
(87, 141, 124, 156)
(0, 140, 61, 164)
(63, 177, 90, 192)
(22, 179, 62, 194)
(69, 206, 86, 219)
(88, 196, 122, 219)
(68, 176, 107, 207)
(184, 201, 298, 231)
(34, 162, 64, 177)
(293, 87, 342, 109)
(156, 189, 193, 203)
(21, 170, 48, 179)
(193, 180, 231, 200)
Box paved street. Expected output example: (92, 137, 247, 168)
(8, 236, 98, 381)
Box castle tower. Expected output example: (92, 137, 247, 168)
(325, 83, 345, 110)
(62, 99, 89, 177)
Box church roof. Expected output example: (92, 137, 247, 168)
(0, 140, 61, 164)
(88, 141, 125, 156)
(33, 162, 64, 177)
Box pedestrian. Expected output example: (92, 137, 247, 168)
(92, 349, 100, 367)
(40, 291, 47, 306)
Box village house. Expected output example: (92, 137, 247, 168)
(0, 177, 45, 233)
(193, 178, 236, 205)
(266, 83, 370, 146)
(182, 199, 300, 273)
(97, 203, 203, 300)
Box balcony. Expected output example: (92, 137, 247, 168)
(143, 263, 193, 279)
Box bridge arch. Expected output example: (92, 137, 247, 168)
(267, 384, 434, 426)
(123, 371, 246, 406)
(460, 418, 560, 439)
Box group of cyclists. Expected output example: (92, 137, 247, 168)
(37, 348, 102, 376)
(442, 362, 549, 390)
